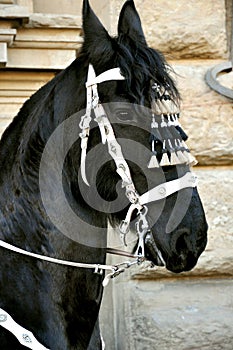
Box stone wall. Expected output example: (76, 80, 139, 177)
(0, 71, 55, 134)
(100, 1, 233, 349)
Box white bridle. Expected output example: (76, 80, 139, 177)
(79, 64, 198, 256)
(0, 64, 198, 350)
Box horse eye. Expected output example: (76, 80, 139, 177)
(116, 110, 133, 121)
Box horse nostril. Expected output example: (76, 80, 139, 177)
(176, 235, 187, 252)
(172, 229, 190, 255)
(168, 229, 200, 272)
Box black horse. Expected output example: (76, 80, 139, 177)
(0, 1, 208, 349)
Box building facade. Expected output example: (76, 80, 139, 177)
(0, 1, 233, 349)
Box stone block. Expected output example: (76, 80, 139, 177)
(0, 42, 7, 66)
(17, 0, 33, 13)
(0, 1, 15, 4)
(102, 278, 233, 350)
(33, 0, 79, 15)
(0, 71, 54, 121)
(13, 28, 82, 49)
(33, 0, 111, 32)
(7, 47, 76, 69)
(172, 60, 233, 165)
(112, 0, 228, 59)
(26, 14, 82, 29)
(1, 26, 82, 69)
(0, 4, 30, 20)
(0, 28, 16, 44)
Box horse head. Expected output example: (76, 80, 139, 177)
(76, 0, 208, 273)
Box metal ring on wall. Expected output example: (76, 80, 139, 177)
(205, 61, 233, 100)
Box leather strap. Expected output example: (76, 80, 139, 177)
(0, 308, 49, 350)
(139, 172, 197, 205)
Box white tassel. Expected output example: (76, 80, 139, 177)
(148, 154, 160, 168)
(175, 139, 188, 164)
(160, 140, 170, 166)
(176, 150, 188, 163)
(170, 151, 182, 165)
(168, 139, 181, 165)
(160, 152, 170, 166)
(181, 141, 198, 166)
(151, 114, 158, 128)
(161, 115, 167, 128)
(167, 114, 174, 126)
(186, 152, 198, 166)
(148, 140, 160, 168)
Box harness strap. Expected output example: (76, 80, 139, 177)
(121, 172, 197, 234)
(0, 241, 140, 350)
(86, 67, 125, 87)
(0, 240, 119, 272)
(79, 65, 95, 185)
(0, 240, 142, 287)
(0, 308, 49, 350)
(80, 65, 126, 186)
(93, 103, 141, 205)
(139, 172, 197, 205)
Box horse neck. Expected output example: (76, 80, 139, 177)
(0, 60, 89, 251)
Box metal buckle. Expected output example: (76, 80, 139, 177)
(125, 189, 139, 204)
(94, 265, 103, 275)
(92, 91, 99, 108)
(79, 114, 92, 130)
(135, 206, 149, 258)
(119, 220, 130, 246)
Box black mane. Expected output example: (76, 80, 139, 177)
(115, 34, 180, 104)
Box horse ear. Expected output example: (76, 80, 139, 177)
(82, 0, 113, 56)
(118, 0, 147, 45)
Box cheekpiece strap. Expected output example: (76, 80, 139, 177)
(79, 64, 126, 186)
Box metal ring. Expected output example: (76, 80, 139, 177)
(205, 61, 233, 100)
